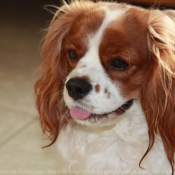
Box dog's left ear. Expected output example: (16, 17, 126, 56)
(141, 9, 175, 171)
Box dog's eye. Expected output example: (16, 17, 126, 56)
(68, 50, 78, 60)
(111, 58, 129, 70)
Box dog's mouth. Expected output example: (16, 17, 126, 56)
(70, 99, 133, 122)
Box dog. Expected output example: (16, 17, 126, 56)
(35, 0, 175, 174)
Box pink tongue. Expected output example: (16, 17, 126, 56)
(70, 107, 91, 120)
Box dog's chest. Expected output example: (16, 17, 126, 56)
(56, 113, 172, 175)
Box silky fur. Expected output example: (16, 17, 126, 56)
(57, 103, 171, 174)
(35, 0, 175, 174)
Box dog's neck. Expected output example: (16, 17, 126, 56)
(57, 102, 171, 174)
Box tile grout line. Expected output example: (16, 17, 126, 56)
(0, 117, 38, 149)
(0, 103, 37, 117)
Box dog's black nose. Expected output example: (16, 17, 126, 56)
(66, 78, 92, 100)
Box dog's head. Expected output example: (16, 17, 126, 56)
(35, 0, 175, 169)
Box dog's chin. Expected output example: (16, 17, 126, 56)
(71, 99, 134, 127)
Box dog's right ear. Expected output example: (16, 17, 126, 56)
(34, 5, 70, 145)
(34, 1, 94, 145)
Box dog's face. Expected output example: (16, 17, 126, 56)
(63, 3, 149, 125)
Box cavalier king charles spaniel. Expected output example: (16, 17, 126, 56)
(35, 0, 175, 174)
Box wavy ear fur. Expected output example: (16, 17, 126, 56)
(35, 1, 94, 145)
(141, 9, 175, 172)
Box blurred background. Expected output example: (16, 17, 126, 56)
(0, 0, 174, 175)
(0, 0, 61, 174)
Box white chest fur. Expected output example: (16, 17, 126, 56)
(56, 102, 171, 174)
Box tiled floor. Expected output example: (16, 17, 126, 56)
(0, 1, 60, 174)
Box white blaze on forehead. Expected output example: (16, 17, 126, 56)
(88, 8, 125, 56)
(75, 8, 125, 75)
(67, 7, 126, 75)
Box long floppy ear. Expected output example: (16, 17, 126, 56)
(34, 4, 70, 145)
(141, 9, 175, 171)
(35, 1, 93, 145)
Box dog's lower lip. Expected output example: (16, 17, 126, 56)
(87, 99, 134, 122)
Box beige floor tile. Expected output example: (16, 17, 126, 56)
(0, 1, 61, 174)
(0, 109, 35, 147)
(0, 121, 59, 175)
(0, 26, 41, 116)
